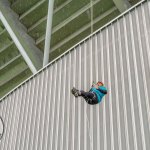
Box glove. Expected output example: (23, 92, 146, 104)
(92, 84, 98, 89)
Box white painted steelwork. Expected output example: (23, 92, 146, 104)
(43, 0, 55, 67)
(0, 0, 150, 150)
(0, 11, 37, 74)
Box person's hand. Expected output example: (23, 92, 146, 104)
(92, 84, 98, 89)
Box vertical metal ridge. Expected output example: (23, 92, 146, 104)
(117, 20, 130, 150)
(140, 3, 150, 133)
(78, 45, 81, 150)
(71, 49, 76, 150)
(95, 34, 100, 150)
(129, 10, 146, 150)
(37, 69, 49, 150)
(55, 59, 64, 150)
(28, 76, 40, 150)
(100, 32, 107, 150)
(106, 27, 115, 150)
(54, 59, 62, 150)
(24, 80, 35, 149)
(6, 91, 17, 150)
(65, 52, 71, 150)
(42, 66, 53, 150)
(1, 96, 12, 150)
(135, 4, 150, 134)
(112, 22, 124, 150)
(142, 2, 150, 70)
(49, 63, 58, 150)
(60, 55, 67, 149)
(12, 87, 24, 150)
(0, 96, 9, 150)
(22, 81, 33, 150)
(122, 16, 138, 150)
(16, 84, 28, 150)
(32, 72, 45, 150)
(2, 94, 13, 150)
(83, 41, 87, 150)
(90, 37, 93, 150)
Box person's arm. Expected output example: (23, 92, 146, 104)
(97, 87, 107, 94)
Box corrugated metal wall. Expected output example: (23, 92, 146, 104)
(0, 0, 150, 149)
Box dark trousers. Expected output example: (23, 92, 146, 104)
(80, 90, 98, 105)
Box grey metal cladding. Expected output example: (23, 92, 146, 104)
(0, 0, 150, 150)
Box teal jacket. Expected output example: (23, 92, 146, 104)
(90, 86, 107, 103)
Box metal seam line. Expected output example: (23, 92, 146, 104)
(0, 92, 8, 147)
(5, 92, 14, 150)
(22, 81, 32, 150)
(0, 95, 7, 147)
(40, 69, 52, 150)
(84, 41, 87, 150)
(0, 11, 37, 74)
(37, 73, 44, 148)
(49, 63, 57, 150)
(44, 66, 53, 150)
(123, 16, 138, 150)
(112, 23, 123, 150)
(65, 52, 71, 150)
(43, 0, 55, 66)
(140, 3, 150, 134)
(55, 59, 62, 150)
(117, 20, 129, 150)
(136, 4, 150, 133)
(48, 65, 55, 150)
(16, 84, 28, 150)
(95, 34, 100, 150)
(13, 87, 24, 150)
(29, 76, 40, 150)
(90, 37, 93, 150)
(10, 90, 20, 150)
(45, 66, 53, 150)
(78, 45, 81, 150)
(100, 31, 107, 150)
(72, 49, 76, 150)
(60, 56, 67, 149)
(38, 70, 48, 149)
(22, 81, 33, 150)
(129, 11, 146, 150)
(2, 96, 12, 150)
(106, 27, 115, 150)
(5, 92, 16, 150)
(23, 81, 33, 150)
(25, 80, 35, 150)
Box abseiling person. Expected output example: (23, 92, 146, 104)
(71, 81, 107, 105)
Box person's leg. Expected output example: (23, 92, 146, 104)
(79, 90, 95, 99)
(79, 90, 98, 105)
(71, 88, 98, 105)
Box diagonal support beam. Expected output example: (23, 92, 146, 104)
(0, 0, 43, 74)
(113, 0, 131, 12)
(43, 0, 55, 67)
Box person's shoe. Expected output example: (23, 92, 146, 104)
(71, 87, 79, 97)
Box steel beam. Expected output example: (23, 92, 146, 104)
(113, 0, 131, 12)
(0, 0, 43, 73)
(43, 0, 55, 67)
(0, 11, 37, 74)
